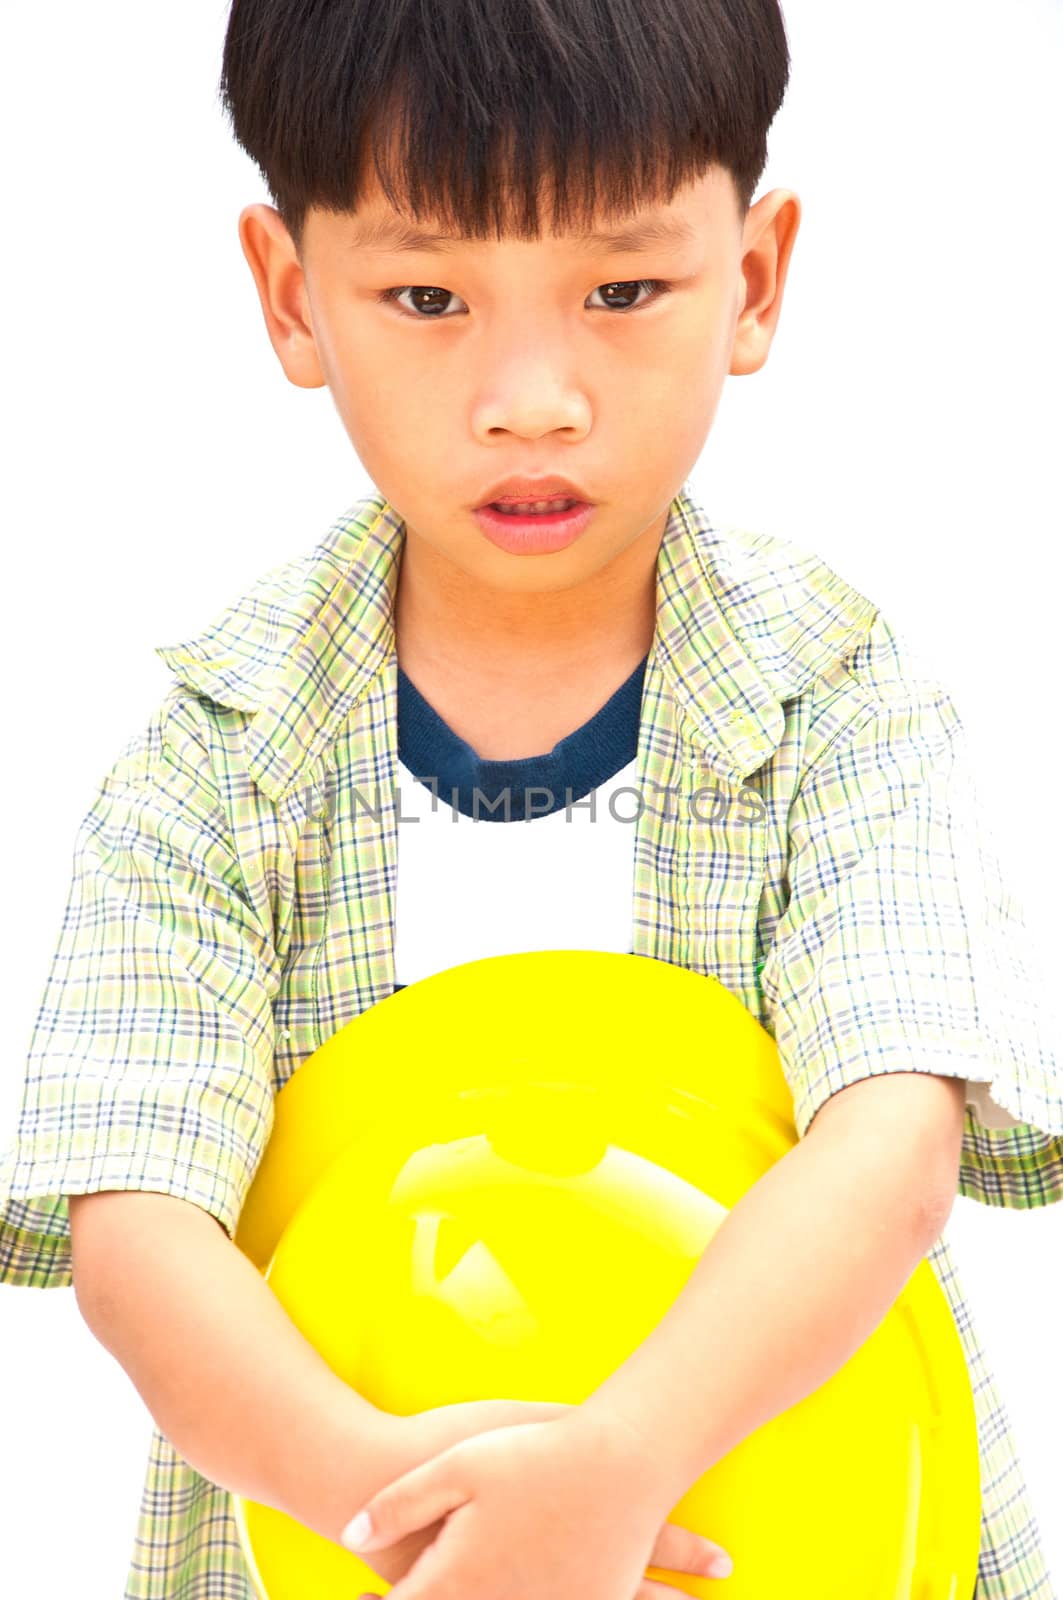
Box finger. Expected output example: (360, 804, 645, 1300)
(639, 1578, 730, 1598)
(640, 1563, 735, 1597)
(340, 1451, 471, 1554)
(366, 1525, 455, 1600)
(651, 1519, 734, 1580)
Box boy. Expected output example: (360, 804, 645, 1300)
(1, 0, 1061, 1596)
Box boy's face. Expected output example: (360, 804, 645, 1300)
(239, 162, 799, 612)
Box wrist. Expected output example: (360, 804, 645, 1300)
(575, 1402, 688, 1515)
(280, 1386, 409, 1546)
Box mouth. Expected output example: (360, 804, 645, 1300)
(474, 475, 595, 514)
(472, 499, 596, 553)
(484, 497, 583, 517)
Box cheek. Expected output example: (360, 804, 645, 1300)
(669, 305, 734, 407)
(340, 379, 451, 486)
(625, 318, 727, 423)
(317, 322, 399, 429)
(650, 329, 730, 462)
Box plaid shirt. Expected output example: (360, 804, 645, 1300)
(1, 486, 1060, 1599)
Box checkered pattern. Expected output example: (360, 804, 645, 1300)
(1, 486, 1059, 1597)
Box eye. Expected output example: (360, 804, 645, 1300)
(377, 286, 465, 318)
(376, 279, 674, 319)
(587, 280, 673, 313)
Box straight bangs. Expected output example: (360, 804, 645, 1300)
(220, 0, 791, 253)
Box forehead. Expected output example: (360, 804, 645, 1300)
(346, 210, 704, 257)
(313, 162, 735, 257)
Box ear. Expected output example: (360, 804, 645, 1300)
(237, 203, 327, 390)
(729, 188, 802, 378)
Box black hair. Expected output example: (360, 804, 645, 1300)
(219, 0, 791, 257)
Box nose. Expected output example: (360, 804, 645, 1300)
(472, 343, 592, 440)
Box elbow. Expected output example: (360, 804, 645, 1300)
(916, 1153, 962, 1247)
(916, 1192, 951, 1251)
(68, 1193, 112, 1330)
(922, 1089, 967, 1243)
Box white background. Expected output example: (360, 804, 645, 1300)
(1, 0, 1061, 1593)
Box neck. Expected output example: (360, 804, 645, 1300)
(393, 506, 668, 684)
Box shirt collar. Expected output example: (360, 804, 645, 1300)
(153, 486, 878, 804)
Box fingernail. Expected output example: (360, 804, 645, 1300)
(710, 1552, 734, 1579)
(341, 1510, 373, 1550)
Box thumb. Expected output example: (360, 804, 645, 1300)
(340, 1446, 473, 1554)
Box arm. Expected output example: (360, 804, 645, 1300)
(579, 1071, 968, 1496)
(68, 1190, 728, 1590)
(68, 1189, 408, 1544)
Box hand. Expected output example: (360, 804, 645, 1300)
(343, 1398, 579, 1587)
(405, 1395, 579, 1450)
(343, 1409, 734, 1598)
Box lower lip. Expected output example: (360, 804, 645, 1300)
(473, 501, 596, 554)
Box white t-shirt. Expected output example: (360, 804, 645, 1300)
(392, 655, 646, 989)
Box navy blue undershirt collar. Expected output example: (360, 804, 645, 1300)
(397, 654, 648, 822)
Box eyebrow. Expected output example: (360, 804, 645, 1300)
(347, 213, 700, 255)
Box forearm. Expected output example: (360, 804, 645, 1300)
(69, 1190, 402, 1544)
(579, 1117, 947, 1496)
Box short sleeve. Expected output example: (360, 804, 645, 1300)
(0, 695, 279, 1288)
(759, 679, 1063, 1209)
